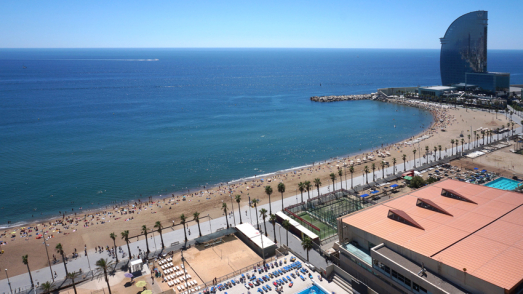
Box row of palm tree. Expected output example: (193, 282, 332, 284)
(25, 247, 113, 294)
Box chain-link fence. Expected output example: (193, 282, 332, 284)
(284, 189, 366, 240)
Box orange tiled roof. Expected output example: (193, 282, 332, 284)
(341, 179, 523, 290)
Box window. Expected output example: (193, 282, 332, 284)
(404, 278, 411, 287)
(413, 283, 419, 291)
(441, 188, 477, 204)
(391, 269, 413, 290)
(373, 259, 391, 275)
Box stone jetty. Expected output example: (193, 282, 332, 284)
(310, 93, 377, 102)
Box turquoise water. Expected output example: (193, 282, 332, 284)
(295, 284, 328, 294)
(485, 177, 522, 191)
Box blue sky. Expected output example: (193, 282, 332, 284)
(1, 0, 522, 49)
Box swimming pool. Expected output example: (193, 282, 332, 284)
(485, 177, 522, 191)
(295, 284, 329, 294)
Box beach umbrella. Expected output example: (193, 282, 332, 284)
(141, 291, 153, 294)
(360, 194, 369, 198)
(390, 184, 399, 188)
(135, 281, 147, 288)
(124, 273, 134, 278)
(371, 190, 379, 194)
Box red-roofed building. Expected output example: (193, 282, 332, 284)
(336, 179, 523, 294)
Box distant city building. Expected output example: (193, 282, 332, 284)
(418, 86, 456, 97)
(440, 11, 488, 86)
(440, 11, 510, 93)
(336, 179, 523, 294)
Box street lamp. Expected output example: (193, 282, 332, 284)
(42, 237, 54, 282)
(207, 214, 212, 233)
(5, 269, 13, 294)
(229, 192, 236, 226)
(277, 225, 283, 246)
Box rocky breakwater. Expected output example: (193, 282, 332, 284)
(310, 94, 376, 102)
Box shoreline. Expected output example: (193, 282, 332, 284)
(1, 97, 436, 229)
(0, 98, 515, 278)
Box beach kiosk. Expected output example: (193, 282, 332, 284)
(130, 258, 143, 273)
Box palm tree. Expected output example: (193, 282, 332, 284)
(55, 243, 69, 276)
(329, 173, 336, 191)
(66, 271, 80, 294)
(301, 236, 313, 262)
(438, 145, 442, 159)
(413, 149, 417, 167)
(96, 258, 114, 294)
(461, 138, 465, 154)
(222, 202, 230, 229)
(380, 161, 385, 178)
(269, 214, 277, 243)
(235, 195, 242, 224)
(364, 165, 369, 184)
(298, 182, 305, 203)
(154, 221, 165, 249)
(349, 165, 354, 189)
(265, 185, 273, 215)
(282, 219, 291, 246)
(481, 130, 486, 145)
(141, 225, 150, 254)
(433, 146, 437, 160)
(260, 208, 268, 236)
(371, 163, 376, 181)
(193, 212, 202, 236)
(402, 154, 407, 171)
(304, 181, 311, 201)
(40, 281, 54, 294)
(109, 232, 119, 264)
(277, 183, 285, 211)
(22, 255, 34, 289)
(252, 199, 260, 230)
(392, 158, 397, 174)
(180, 214, 188, 242)
(338, 169, 343, 189)
(120, 230, 132, 272)
(468, 134, 471, 149)
(314, 178, 321, 198)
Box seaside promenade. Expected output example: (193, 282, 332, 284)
(1, 112, 522, 292)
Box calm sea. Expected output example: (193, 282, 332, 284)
(1, 48, 522, 226)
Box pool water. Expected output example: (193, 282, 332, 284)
(485, 177, 522, 191)
(295, 284, 328, 294)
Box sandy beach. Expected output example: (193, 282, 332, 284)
(0, 100, 516, 277)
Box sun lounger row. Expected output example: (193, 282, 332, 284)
(165, 273, 191, 281)
(173, 280, 199, 290)
(177, 286, 200, 294)
(161, 263, 177, 269)
(159, 257, 172, 264)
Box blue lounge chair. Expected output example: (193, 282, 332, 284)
(300, 275, 305, 281)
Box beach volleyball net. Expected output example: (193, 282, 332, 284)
(285, 189, 367, 240)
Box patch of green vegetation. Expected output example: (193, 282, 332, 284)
(297, 212, 337, 239)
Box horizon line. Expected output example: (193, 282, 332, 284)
(1, 47, 521, 50)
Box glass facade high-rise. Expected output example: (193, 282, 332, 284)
(440, 11, 488, 86)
